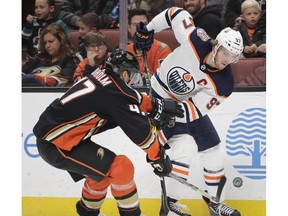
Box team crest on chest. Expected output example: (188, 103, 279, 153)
(167, 66, 195, 95)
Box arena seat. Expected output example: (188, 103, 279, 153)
(70, 30, 266, 87)
(70, 29, 180, 51)
(231, 58, 266, 86)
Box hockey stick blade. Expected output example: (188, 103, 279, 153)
(159, 177, 169, 215)
(168, 173, 220, 204)
(215, 176, 227, 202)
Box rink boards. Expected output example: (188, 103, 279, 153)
(22, 91, 266, 215)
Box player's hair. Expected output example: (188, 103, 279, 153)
(83, 31, 107, 47)
(79, 12, 101, 30)
(128, 8, 149, 24)
(241, 0, 261, 13)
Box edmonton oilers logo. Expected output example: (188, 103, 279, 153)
(167, 67, 195, 95)
(226, 108, 266, 180)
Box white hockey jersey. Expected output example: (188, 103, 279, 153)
(146, 7, 234, 122)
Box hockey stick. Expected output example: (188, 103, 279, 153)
(142, 49, 152, 96)
(159, 176, 170, 215)
(142, 49, 170, 214)
(168, 173, 226, 204)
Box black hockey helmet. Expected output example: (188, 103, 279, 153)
(106, 48, 140, 76)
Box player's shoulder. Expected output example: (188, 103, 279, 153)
(208, 66, 234, 97)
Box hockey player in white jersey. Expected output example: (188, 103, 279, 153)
(133, 7, 243, 216)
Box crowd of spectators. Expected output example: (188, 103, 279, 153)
(22, 0, 266, 87)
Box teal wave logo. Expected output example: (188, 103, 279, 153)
(226, 108, 266, 180)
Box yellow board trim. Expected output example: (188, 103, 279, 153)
(22, 197, 266, 216)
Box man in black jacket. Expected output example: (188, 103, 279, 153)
(184, 0, 225, 39)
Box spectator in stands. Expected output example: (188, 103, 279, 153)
(22, 23, 80, 87)
(184, 0, 225, 39)
(73, 32, 109, 83)
(145, 0, 175, 21)
(234, 0, 266, 58)
(223, 0, 266, 28)
(22, 0, 70, 58)
(77, 12, 101, 58)
(101, 0, 120, 29)
(58, 0, 117, 29)
(127, 8, 172, 85)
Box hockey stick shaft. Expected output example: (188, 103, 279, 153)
(168, 172, 220, 204)
(159, 176, 169, 215)
(142, 49, 152, 96)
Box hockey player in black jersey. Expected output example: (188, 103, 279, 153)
(33, 49, 184, 216)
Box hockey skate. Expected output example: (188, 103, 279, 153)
(76, 200, 106, 216)
(203, 196, 241, 216)
(160, 196, 191, 216)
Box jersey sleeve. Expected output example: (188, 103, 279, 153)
(109, 99, 160, 161)
(146, 7, 196, 47)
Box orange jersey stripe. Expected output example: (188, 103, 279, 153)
(184, 98, 197, 120)
(204, 174, 225, 180)
(172, 167, 189, 176)
(44, 114, 102, 150)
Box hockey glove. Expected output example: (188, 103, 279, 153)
(147, 145, 172, 177)
(150, 97, 184, 122)
(133, 22, 154, 51)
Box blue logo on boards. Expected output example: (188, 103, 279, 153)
(226, 108, 266, 180)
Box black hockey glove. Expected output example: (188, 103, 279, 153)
(147, 145, 172, 177)
(150, 97, 184, 122)
(133, 22, 154, 51)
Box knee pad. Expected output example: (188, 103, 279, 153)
(199, 144, 225, 171)
(168, 134, 198, 165)
(108, 155, 135, 185)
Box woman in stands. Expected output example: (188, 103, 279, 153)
(22, 0, 70, 57)
(22, 23, 80, 87)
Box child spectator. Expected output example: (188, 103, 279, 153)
(127, 8, 172, 85)
(22, 23, 79, 87)
(73, 31, 109, 83)
(77, 12, 102, 58)
(234, 0, 266, 58)
(22, 0, 70, 58)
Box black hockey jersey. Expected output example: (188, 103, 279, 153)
(33, 67, 159, 159)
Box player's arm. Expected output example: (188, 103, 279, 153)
(146, 7, 196, 45)
(111, 104, 172, 177)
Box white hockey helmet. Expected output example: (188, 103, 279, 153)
(215, 27, 243, 63)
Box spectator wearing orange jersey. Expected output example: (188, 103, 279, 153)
(127, 8, 172, 84)
(73, 31, 109, 83)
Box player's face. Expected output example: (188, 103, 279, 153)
(214, 47, 239, 70)
(35, 0, 54, 20)
(184, 0, 204, 16)
(128, 15, 148, 38)
(241, 7, 261, 28)
(43, 33, 61, 58)
(120, 71, 130, 84)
